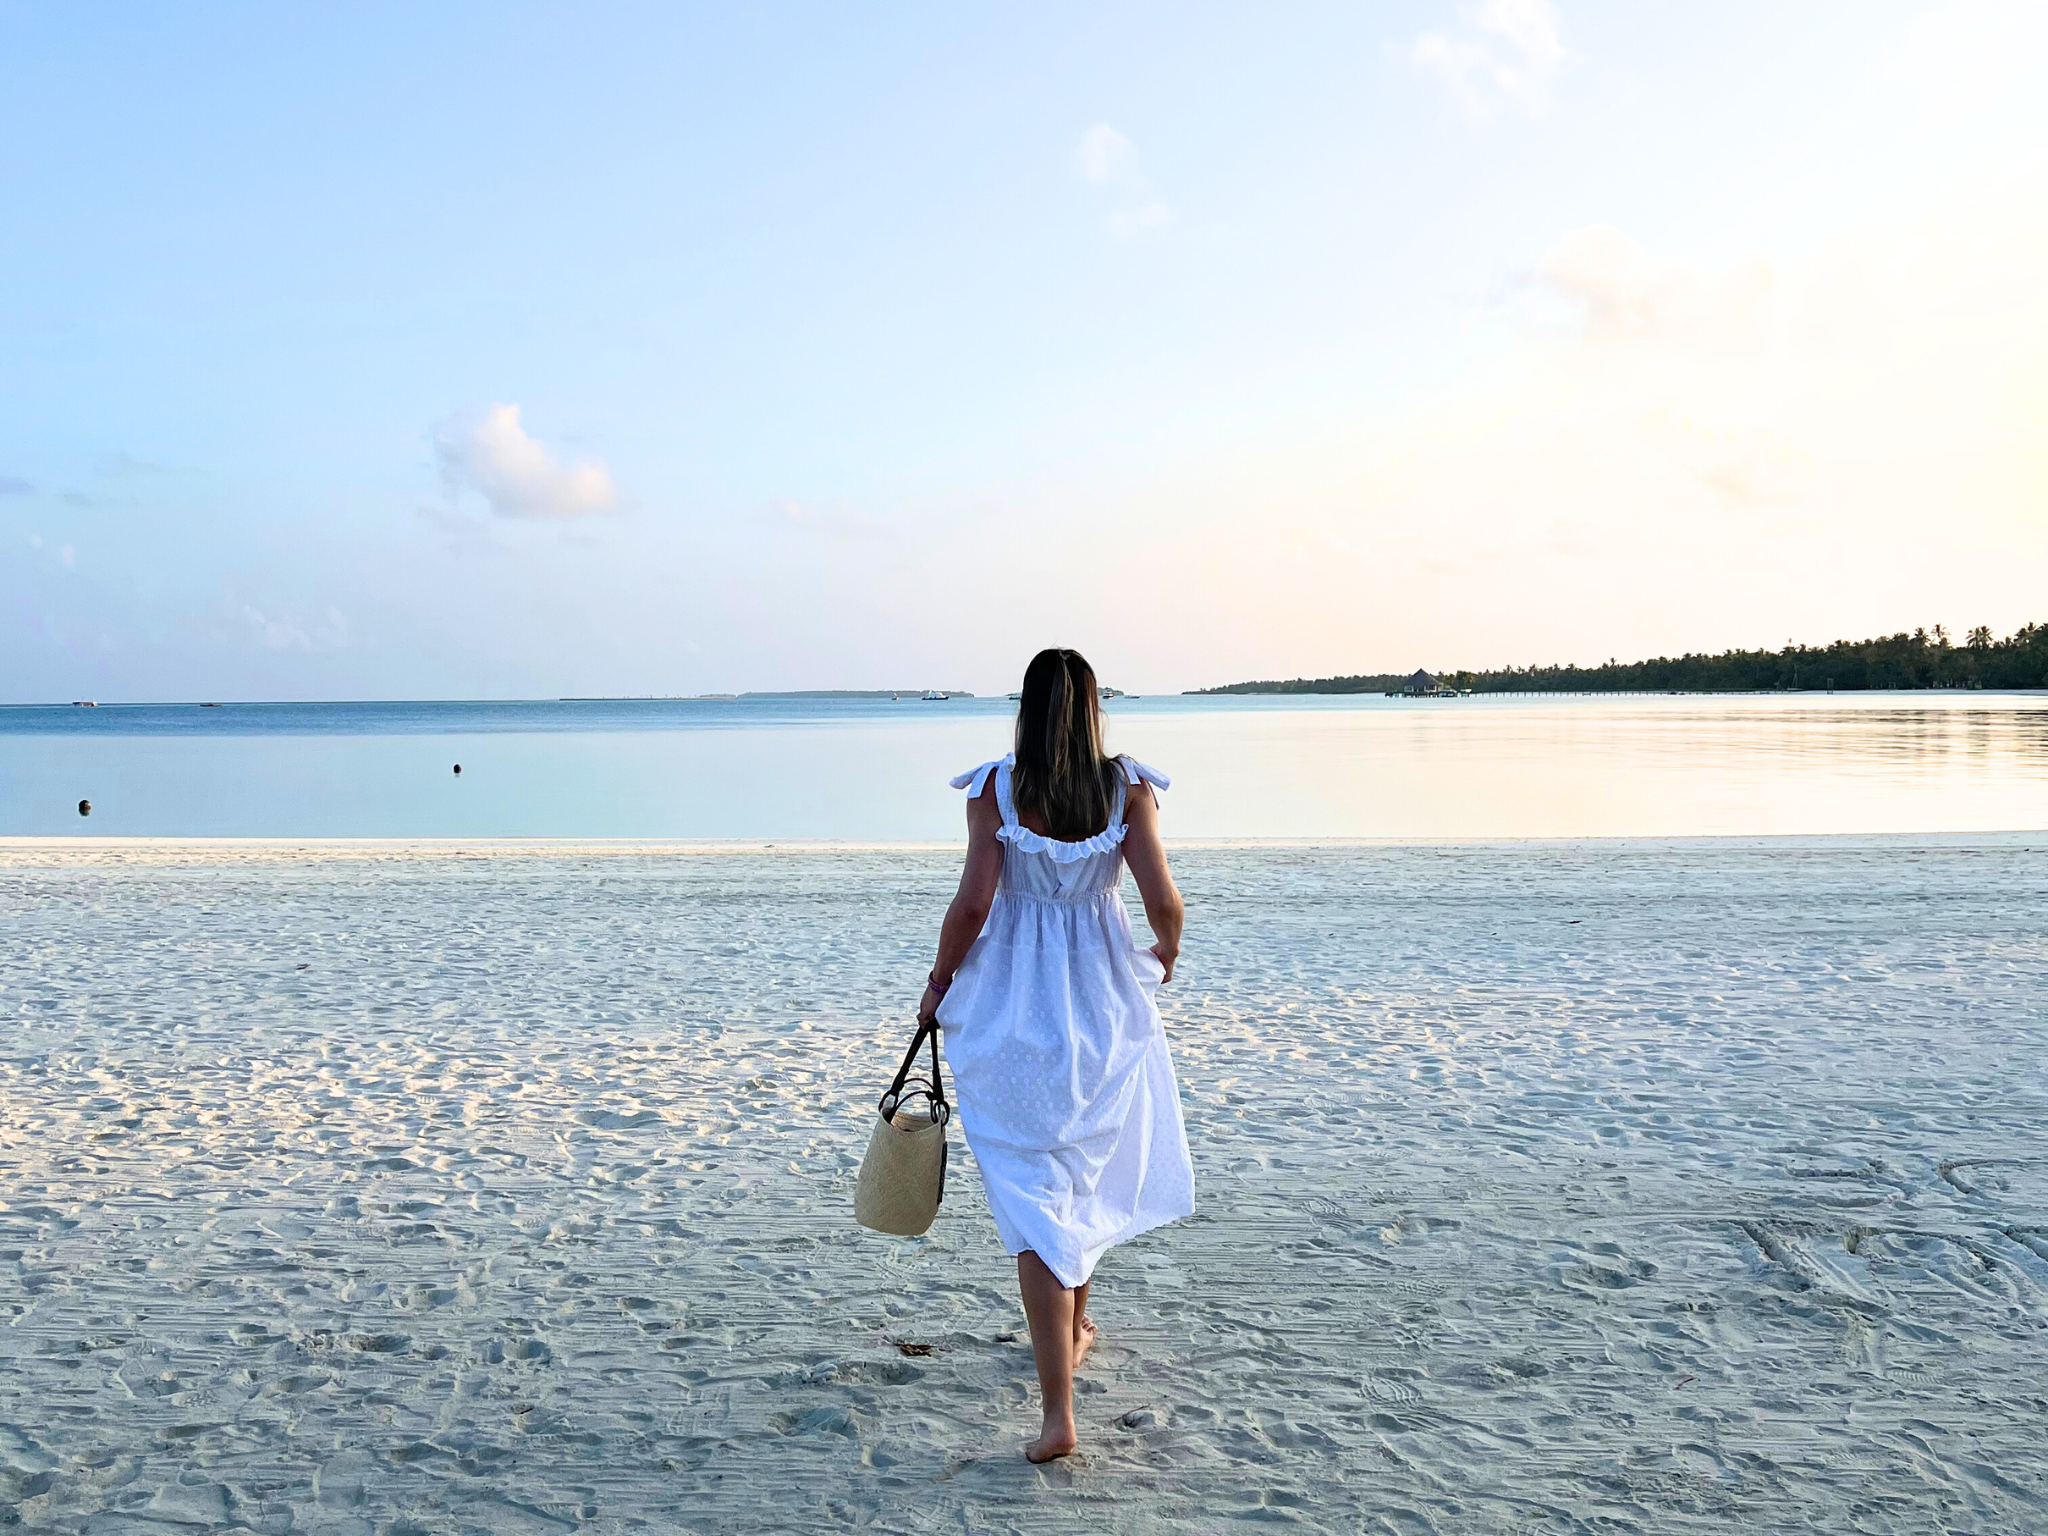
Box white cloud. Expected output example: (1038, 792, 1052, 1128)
(1073, 122, 1172, 236)
(244, 605, 349, 651)
(1075, 124, 1133, 184)
(1536, 225, 1777, 345)
(1410, 0, 1568, 119)
(26, 532, 77, 565)
(434, 403, 620, 519)
(245, 606, 309, 650)
(778, 500, 891, 541)
(1115, 200, 1173, 235)
(1497, 219, 2048, 516)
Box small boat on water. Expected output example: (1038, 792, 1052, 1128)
(921, 690, 949, 701)
(72, 700, 96, 707)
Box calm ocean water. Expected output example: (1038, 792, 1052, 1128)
(2, 693, 2043, 839)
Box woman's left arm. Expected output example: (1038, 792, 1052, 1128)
(919, 781, 1004, 1022)
(1119, 771, 1183, 982)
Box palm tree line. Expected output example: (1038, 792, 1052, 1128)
(1195, 621, 2048, 695)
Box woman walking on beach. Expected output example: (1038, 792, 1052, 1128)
(921, 647, 1194, 1463)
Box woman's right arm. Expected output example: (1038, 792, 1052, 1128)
(1119, 775, 1184, 982)
(918, 782, 1004, 1022)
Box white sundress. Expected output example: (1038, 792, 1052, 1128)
(934, 754, 1195, 1288)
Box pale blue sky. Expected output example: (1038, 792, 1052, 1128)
(4, 2, 2044, 700)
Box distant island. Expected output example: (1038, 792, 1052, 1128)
(560, 690, 977, 701)
(1192, 622, 2048, 695)
(741, 690, 976, 699)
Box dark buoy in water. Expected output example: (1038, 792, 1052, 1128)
(453, 763, 462, 775)
(78, 799, 92, 817)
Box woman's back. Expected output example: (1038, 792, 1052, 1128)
(915, 646, 1191, 1464)
(954, 755, 1163, 906)
(935, 749, 1186, 1251)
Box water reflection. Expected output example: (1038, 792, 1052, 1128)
(1, 693, 2042, 840)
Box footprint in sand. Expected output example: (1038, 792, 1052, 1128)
(1363, 1371, 1422, 1406)
(573, 1108, 663, 1130)
(1384, 1275, 1448, 1301)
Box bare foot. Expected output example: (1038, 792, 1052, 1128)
(1071, 1314, 1098, 1369)
(1024, 1415, 1079, 1463)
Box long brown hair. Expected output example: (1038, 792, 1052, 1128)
(1012, 648, 1118, 840)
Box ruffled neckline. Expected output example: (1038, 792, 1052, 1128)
(995, 819, 1131, 863)
(949, 753, 1168, 864)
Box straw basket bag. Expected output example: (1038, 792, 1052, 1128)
(855, 1017, 950, 1236)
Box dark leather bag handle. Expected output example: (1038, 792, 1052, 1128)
(879, 1017, 950, 1128)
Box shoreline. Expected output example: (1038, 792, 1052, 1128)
(2, 827, 2043, 857)
(9, 686, 2048, 710)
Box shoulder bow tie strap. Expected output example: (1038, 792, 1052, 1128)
(1119, 757, 1171, 797)
(948, 756, 1012, 797)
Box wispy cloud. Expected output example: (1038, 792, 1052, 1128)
(1074, 123, 1171, 236)
(1523, 226, 1818, 507)
(1409, 0, 1568, 120)
(776, 500, 892, 542)
(0, 475, 31, 497)
(244, 605, 349, 651)
(1075, 123, 1133, 185)
(27, 532, 77, 565)
(1375, 214, 2042, 539)
(1123, 204, 2048, 681)
(434, 403, 620, 519)
(1536, 224, 1776, 345)
(244, 606, 310, 650)
(98, 452, 177, 477)
(415, 504, 507, 557)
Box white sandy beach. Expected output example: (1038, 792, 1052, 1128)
(2, 837, 2045, 1533)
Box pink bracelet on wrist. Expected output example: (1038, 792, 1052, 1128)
(926, 970, 951, 995)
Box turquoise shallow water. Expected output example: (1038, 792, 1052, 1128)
(2, 692, 2044, 839)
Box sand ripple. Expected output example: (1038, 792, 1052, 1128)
(1, 836, 2044, 1532)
